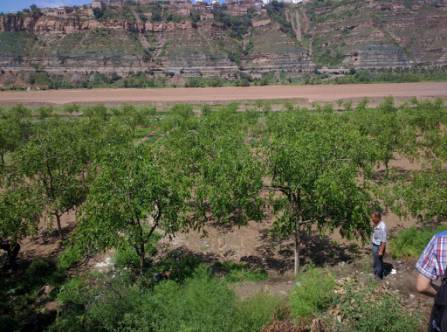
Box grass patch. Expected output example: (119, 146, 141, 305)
(389, 225, 447, 258)
(235, 293, 282, 332)
(289, 267, 336, 319)
(220, 262, 268, 283)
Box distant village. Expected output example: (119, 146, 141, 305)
(35, 0, 306, 20)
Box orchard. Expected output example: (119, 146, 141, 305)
(0, 99, 446, 331)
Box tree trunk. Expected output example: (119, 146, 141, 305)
(384, 158, 390, 176)
(294, 217, 300, 275)
(55, 213, 63, 240)
(138, 241, 145, 275)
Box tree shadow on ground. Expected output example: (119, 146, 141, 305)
(0, 256, 64, 332)
(372, 168, 412, 184)
(21, 222, 76, 261)
(152, 247, 250, 283)
(0, 218, 78, 332)
(240, 230, 360, 274)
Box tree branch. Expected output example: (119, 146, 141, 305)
(147, 201, 162, 239)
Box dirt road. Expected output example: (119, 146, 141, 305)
(0, 82, 446, 105)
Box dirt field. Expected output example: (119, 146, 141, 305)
(0, 82, 446, 106)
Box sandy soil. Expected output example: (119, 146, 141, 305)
(0, 82, 446, 105)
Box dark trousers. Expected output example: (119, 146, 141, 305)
(372, 244, 384, 279)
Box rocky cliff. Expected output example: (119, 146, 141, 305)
(0, 0, 446, 89)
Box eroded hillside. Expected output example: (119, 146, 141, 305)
(0, 0, 446, 89)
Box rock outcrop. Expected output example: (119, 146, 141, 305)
(0, 0, 446, 89)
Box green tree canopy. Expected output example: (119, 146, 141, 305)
(266, 112, 376, 274)
(0, 180, 41, 243)
(72, 144, 186, 273)
(155, 105, 263, 229)
(14, 119, 90, 239)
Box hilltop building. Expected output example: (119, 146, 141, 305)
(91, 0, 124, 8)
(86, 0, 275, 18)
(91, 0, 104, 9)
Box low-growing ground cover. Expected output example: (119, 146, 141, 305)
(389, 225, 447, 259)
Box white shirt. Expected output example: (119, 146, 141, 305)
(372, 221, 387, 246)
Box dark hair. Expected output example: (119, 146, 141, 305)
(371, 210, 382, 218)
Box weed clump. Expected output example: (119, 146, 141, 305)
(51, 266, 280, 332)
(327, 277, 420, 332)
(289, 267, 336, 319)
(389, 225, 447, 258)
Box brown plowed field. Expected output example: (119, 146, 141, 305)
(0, 82, 446, 105)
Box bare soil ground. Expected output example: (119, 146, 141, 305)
(0, 82, 446, 106)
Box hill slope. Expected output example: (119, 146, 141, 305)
(0, 0, 446, 89)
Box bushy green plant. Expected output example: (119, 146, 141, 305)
(143, 266, 237, 332)
(52, 266, 279, 332)
(37, 106, 54, 119)
(224, 268, 268, 283)
(219, 261, 268, 283)
(57, 277, 86, 307)
(289, 267, 336, 319)
(23, 258, 64, 288)
(353, 295, 419, 332)
(114, 245, 140, 269)
(57, 244, 84, 270)
(115, 234, 160, 270)
(389, 225, 447, 258)
(234, 293, 281, 332)
(333, 280, 420, 332)
(51, 272, 141, 332)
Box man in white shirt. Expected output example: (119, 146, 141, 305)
(371, 211, 387, 279)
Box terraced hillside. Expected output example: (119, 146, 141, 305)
(303, 0, 447, 68)
(0, 0, 446, 89)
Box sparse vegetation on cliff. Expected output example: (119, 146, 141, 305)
(1, 0, 446, 89)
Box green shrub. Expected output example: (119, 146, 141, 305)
(51, 272, 140, 332)
(63, 104, 80, 114)
(353, 295, 419, 332)
(102, 266, 237, 332)
(37, 106, 54, 119)
(114, 244, 140, 269)
(24, 258, 64, 287)
(389, 225, 447, 258)
(219, 261, 268, 283)
(57, 277, 86, 307)
(57, 244, 84, 270)
(25, 258, 50, 279)
(289, 267, 336, 319)
(83, 104, 109, 120)
(333, 280, 420, 332)
(225, 268, 268, 283)
(234, 293, 281, 332)
(52, 266, 280, 332)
